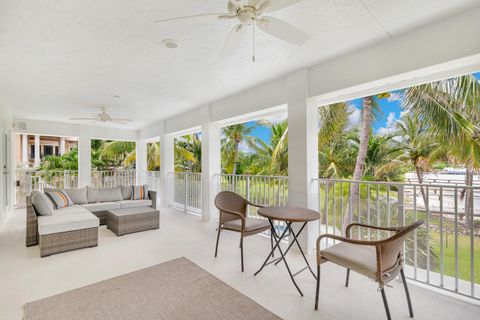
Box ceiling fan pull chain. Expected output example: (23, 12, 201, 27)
(252, 19, 256, 62)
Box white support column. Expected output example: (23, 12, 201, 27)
(136, 140, 148, 185)
(21, 134, 28, 163)
(201, 105, 221, 222)
(78, 126, 91, 187)
(159, 122, 174, 207)
(34, 135, 40, 167)
(287, 69, 319, 255)
(59, 137, 66, 155)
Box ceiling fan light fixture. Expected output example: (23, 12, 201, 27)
(162, 39, 179, 49)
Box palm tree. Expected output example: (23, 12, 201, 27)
(99, 140, 136, 168)
(175, 134, 202, 172)
(249, 120, 288, 176)
(404, 74, 480, 227)
(318, 103, 356, 178)
(395, 112, 438, 204)
(221, 123, 259, 174)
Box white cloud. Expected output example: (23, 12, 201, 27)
(347, 105, 361, 129)
(377, 112, 397, 136)
(387, 92, 403, 103)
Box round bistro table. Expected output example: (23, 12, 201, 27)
(254, 206, 320, 297)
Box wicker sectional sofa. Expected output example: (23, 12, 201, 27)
(26, 186, 157, 257)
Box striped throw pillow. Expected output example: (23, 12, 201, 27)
(131, 185, 149, 200)
(45, 190, 74, 209)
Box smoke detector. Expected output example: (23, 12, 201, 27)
(162, 39, 179, 49)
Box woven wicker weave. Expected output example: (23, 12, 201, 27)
(39, 227, 98, 257)
(107, 208, 160, 236)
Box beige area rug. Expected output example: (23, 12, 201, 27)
(24, 257, 282, 320)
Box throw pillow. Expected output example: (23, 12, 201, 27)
(131, 185, 149, 200)
(44, 187, 88, 204)
(45, 190, 74, 209)
(121, 185, 132, 200)
(31, 191, 54, 216)
(86, 186, 123, 203)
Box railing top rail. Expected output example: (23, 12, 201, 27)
(216, 173, 288, 179)
(314, 177, 480, 189)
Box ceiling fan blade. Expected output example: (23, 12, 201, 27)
(262, 0, 302, 12)
(257, 0, 272, 11)
(249, 0, 265, 8)
(69, 117, 98, 121)
(228, 0, 240, 14)
(109, 120, 129, 125)
(222, 24, 247, 57)
(257, 16, 309, 45)
(110, 118, 133, 122)
(154, 12, 228, 24)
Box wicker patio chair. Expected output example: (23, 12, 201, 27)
(315, 220, 424, 320)
(214, 191, 273, 272)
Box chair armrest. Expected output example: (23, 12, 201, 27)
(247, 201, 264, 208)
(346, 223, 400, 238)
(148, 191, 157, 209)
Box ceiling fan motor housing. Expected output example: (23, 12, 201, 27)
(238, 6, 257, 25)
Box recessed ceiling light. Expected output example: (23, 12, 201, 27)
(162, 39, 179, 49)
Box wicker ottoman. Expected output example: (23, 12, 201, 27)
(106, 207, 160, 236)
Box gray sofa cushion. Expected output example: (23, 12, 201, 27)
(81, 202, 121, 212)
(31, 191, 54, 216)
(87, 186, 123, 203)
(121, 185, 132, 200)
(119, 199, 152, 209)
(38, 207, 99, 235)
(44, 187, 88, 204)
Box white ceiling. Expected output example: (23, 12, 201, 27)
(0, 0, 479, 129)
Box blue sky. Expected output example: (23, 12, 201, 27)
(245, 72, 480, 144)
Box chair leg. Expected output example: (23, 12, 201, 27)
(240, 237, 244, 272)
(315, 265, 320, 310)
(380, 288, 392, 320)
(214, 229, 221, 258)
(345, 268, 350, 287)
(400, 268, 414, 318)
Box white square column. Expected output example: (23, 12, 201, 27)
(78, 126, 91, 187)
(21, 134, 28, 163)
(135, 140, 148, 184)
(201, 105, 221, 222)
(34, 135, 40, 167)
(59, 137, 66, 155)
(287, 69, 319, 254)
(159, 123, 174, 207)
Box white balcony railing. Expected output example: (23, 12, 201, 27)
(14, 169, 479, 300)
(316, 178, 480, 300)
(167, 172, 202, 215)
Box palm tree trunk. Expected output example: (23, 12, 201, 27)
(344, 96, 373, 231)
(415, 164, 428, 206)
(232, 142, 240, 175)
(464, 168, 474, 229)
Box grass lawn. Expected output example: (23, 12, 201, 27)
(430, 231, 480, 283)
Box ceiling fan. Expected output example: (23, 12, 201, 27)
(69, 107, 132, 125)
(155, 0, 309, 61)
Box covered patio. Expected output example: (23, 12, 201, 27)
(1, 0, 480, 319)
(1, 206, 479, 319)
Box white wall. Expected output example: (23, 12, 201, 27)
(0, 99, 14, 225)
